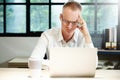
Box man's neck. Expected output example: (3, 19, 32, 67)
(62, 31, 74, 42)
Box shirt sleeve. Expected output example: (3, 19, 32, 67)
(29, 33, 48, 61)
(84, 43, 94, 48)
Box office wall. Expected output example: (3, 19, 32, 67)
(0, 37, 39, 67)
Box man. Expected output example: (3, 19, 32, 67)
(29, 1, 97, 67)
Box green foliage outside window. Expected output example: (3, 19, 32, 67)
(6, 0, 26, 3)
(0, 0, 3, 3)
(0, 5, 3, 33)
(30, 0, 49, 3)
(30, 5, 49, 31)
(6, 5, 26, 33)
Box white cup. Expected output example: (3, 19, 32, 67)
(28, 58, 42, 78)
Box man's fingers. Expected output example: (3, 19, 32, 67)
(78, 15, 84, 24)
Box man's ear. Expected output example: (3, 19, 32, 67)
(60, 13, 62, 21)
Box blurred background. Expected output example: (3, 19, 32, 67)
(0, 0, 120, 69)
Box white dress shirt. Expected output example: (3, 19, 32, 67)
(29, 27, 98, 67)
(30, 27, 94, 58)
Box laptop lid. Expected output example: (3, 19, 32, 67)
(49, 47, 97, 77)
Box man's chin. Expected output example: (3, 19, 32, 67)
(66, 30, 71, 33)
(66, 30, 74, 35)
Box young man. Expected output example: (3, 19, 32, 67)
(29, 1, 97, 67)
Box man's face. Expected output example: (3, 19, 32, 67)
(60, 7, 81, 35)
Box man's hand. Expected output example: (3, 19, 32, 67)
(77, 15, 92, 44)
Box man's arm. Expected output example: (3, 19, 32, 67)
(28, 33, 48, 66)
(77, 16, 98, 67)
(77, 15, 92, 44)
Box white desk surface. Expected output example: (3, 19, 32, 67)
(0, 68, 120, 80)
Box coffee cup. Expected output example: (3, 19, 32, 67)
(28, 58, 42, 78)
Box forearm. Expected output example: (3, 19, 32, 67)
(83, 34, 94, 48)
(84, 34, 92, 44)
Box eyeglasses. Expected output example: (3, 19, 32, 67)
(62, 18, 78, 26)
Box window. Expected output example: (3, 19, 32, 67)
(6, 0, 26, 3)
(0, 0, 3, 3)
(97, 5, 118, 33)
(30, 5, 49, 32)
(30, 0, 49, 3)
(51, 5, 62, 28)
(0, 0, 119, 49)
(0, 5, 3, 33)
(6, 5, 26, 33)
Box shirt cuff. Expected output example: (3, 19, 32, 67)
(84, 43, 94, 48)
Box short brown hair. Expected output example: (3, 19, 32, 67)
(63, 1, 82, 11)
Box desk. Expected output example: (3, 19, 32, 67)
(8, 57, 28, 68)
(0, 68, 120, 80)
(8, 57, 119, 70)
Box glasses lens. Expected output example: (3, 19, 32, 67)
(62, 18, 77, 26)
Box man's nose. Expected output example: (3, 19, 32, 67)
(67, 22, 72, 28)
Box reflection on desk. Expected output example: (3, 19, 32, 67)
(0, 68, 120, 80)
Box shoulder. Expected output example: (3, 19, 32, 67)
(42, 27, 60, 37)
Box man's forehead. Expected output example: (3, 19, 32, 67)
(62, 8, 81, 16)
(62, 9, 81, 21)
(62, 7, 81, 13)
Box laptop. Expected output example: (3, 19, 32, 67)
(49, 47, 98, 77)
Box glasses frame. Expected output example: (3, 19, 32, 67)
(62, 18, 78, 26)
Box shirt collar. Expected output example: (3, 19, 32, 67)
(58, 28, 78, 43)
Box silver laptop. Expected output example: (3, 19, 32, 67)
(49, 47, 98, 77)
